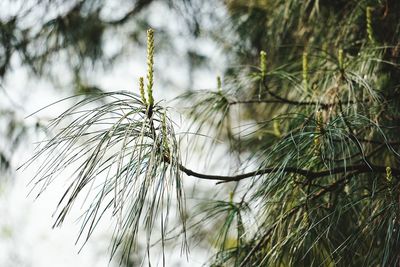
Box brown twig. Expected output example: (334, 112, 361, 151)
(178, 163, 400, 183)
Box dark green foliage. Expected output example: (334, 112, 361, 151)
(181, 1, 400, 266)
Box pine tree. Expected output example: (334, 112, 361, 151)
(3, 0, 400, 266)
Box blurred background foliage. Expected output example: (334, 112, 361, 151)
(1, 0, 400, 266)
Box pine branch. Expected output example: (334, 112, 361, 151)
(228, 98, 361, 109)
(228, 78, 369, 109)
(178, 163, 400, 183)
(105, 0, 154, 25)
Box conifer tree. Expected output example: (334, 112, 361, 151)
(2, 0, 400, 266)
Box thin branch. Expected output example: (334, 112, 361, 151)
(228, 97, 365, 109)
(228, 78, 368, 109)
(178, 163, 400, 183)
(105, 0, 154, 25)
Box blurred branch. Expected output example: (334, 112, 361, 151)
(105, 0, 154, 25)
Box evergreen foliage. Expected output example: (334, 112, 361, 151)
(2, 0, 400, 266)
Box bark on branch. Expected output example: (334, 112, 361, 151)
(179, 163, 400, 183)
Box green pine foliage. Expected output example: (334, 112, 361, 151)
(4, 0, 400, 266)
